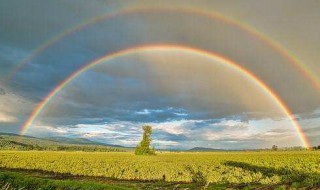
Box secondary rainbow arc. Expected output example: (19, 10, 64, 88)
(4, 7, 320, 91)
(20, 45, 311, 148)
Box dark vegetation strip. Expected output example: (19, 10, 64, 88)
(0, 169, 199, 190)
(0, 167, 179, 183)
(0, 170, 133, 190)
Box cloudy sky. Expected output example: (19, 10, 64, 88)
(0, 0, 319, 149)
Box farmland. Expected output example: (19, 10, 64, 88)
(0, 151, 319, 189)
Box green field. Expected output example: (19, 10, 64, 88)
(0, 151, 319, 189)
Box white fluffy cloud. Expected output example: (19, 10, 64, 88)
(26, 116, 306, 149)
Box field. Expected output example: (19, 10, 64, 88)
(0, 151, 319, 189)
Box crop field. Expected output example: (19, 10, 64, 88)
(0, 151, 319, 189)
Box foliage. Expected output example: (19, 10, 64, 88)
(135, 126, 155, 155)
(0, 151, 319, 188)
(312, 145, 320, 150)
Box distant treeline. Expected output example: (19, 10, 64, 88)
(259, 146, 320, 151)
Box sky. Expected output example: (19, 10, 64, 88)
(0, 0, 319, 149)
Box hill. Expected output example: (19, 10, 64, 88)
(188, 147, 228, 152)
(47, 136, 124, 147)
(0, 133, 128, 152)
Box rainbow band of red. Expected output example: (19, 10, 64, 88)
(20, 45, 311, 148)
(5, 7, 320, 91)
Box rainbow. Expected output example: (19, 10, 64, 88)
(4, 7, 320, 91)
(20, 45, 311, 148)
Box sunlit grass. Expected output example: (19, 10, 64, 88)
(0, 151, 319, 188)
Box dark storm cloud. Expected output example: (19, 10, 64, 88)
(0, 0, 129, 102)
(2, 7, 319, 116)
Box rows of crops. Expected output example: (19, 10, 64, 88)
(0, 151, 319, 187)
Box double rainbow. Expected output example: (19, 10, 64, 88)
(10, 7, 315, 147)
(20, 45, 311, 148)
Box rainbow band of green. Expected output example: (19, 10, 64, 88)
(20, 45, 311, 148)
(4, 7, 320, 91)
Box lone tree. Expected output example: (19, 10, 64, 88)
(135, 125, 155, 155)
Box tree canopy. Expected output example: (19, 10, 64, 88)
(135, 125, 155, 155)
